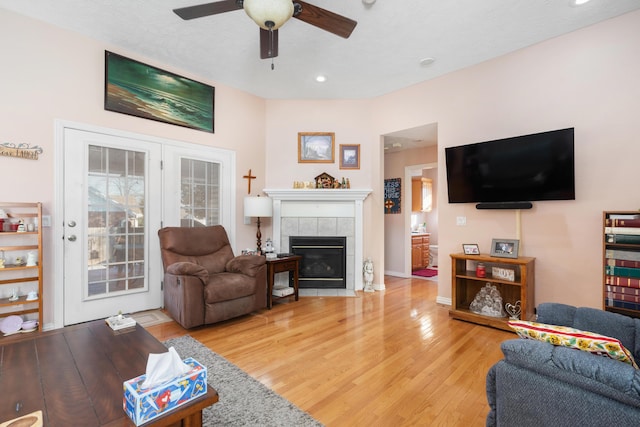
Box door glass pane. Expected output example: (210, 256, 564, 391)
(87, 145, 146, 298)
(180, 158, 220, 227)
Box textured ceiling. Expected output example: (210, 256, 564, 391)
(1, 0, 639, 100)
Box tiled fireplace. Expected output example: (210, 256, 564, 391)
(263, 189, 372, 291)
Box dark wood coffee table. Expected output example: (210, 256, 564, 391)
(0, 320, 218, 426)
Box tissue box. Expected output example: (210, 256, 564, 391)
(123, 357, 207, 426)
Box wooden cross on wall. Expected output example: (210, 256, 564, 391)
(243, 169, 256, 194)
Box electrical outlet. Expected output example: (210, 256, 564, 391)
(42, 215, 51, 227)
(456, 216, 466, 226)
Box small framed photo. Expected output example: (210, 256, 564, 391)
(298, 132, 335, 163)
(462, 244, 480, 255)
(339, 144, 360, 169)
(490, 239, 519, 259)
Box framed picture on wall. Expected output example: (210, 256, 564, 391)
(298, 132, 335, 163)
(105, 51, 215, 133)
(339, 144, 360, 169)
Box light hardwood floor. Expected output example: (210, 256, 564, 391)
(147, 275, 514, 426)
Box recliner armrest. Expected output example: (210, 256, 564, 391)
(167, 261, 209, 285)
(226, 255, 266, 277)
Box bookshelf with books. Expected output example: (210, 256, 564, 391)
(603, 211, 640, 318)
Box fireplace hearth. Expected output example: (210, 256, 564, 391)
(290, 236, 346, 288)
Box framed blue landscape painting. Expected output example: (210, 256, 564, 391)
(105, 51, 214, 133)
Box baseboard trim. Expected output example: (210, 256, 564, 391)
(436, 296, 452, 306)
(384, 270, 409, 278)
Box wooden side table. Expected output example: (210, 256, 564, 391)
(266, 255, 301, 309)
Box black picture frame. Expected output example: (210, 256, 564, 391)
(490, 239, 519, 258)
(105, 51, 215, 133)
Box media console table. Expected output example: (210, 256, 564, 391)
(0, 320, 218, 426)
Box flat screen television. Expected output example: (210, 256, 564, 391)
(445, 128, 575, 204)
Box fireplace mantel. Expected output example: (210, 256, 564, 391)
(264, 188, 372, 291)
(263, 188, 372, 202)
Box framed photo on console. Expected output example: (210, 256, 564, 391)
(490, 238, 519, 258)
(462, 244, 480, 255)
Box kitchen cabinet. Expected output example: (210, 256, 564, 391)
(411, 177, 432, 212)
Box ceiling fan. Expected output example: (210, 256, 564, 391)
(173, 0, 357, 61)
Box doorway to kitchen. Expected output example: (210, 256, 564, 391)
(382, 122, 439, 279)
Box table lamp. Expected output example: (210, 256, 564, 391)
(244, 195, 273, 254)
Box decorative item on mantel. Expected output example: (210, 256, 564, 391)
(469, 283, 505, 317)
(293, 173, 351, 189)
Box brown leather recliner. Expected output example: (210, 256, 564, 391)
(158, 225, 267, 329)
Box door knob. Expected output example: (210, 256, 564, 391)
(67, 235, 77, 242)
(68, 220, 76, 227)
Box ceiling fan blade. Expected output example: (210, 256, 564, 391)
(173, 0, 241, 20)
(293, 1, 357, 39)
(260, 28, 279, 59)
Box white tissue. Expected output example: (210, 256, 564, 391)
(141, 346, 191, 389)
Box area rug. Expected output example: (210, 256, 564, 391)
(164, 335, 323, 427)
(130, 309, 172, 327)
(412, 268, 438, 278)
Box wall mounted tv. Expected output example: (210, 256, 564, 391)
(445, 128, 575, 206)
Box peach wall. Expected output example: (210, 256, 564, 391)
(3, 6, 640, 327)
(422, 167, 438, 246)
(0, 9, 266, 326)
(263, 99, 381, 276)
(371, 10, 640, 308)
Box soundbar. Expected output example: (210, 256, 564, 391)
(476, 202, 533, 210)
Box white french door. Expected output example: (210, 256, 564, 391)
(58, 124, 236, 327)
(63, 128, 162, 325)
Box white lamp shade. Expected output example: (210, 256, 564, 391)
(243, 0, 294, 30)
(244, 196, 273, 218)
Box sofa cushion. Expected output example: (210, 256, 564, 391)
(537, 302, 640, 361)
(509, 320, 638, 369)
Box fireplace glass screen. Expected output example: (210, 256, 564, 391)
(290, 236, 346, 288)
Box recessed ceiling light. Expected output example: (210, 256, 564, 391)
(420, 57, 435, 67)
(316, 75, 327, 83)
(362, 0, 376, 5)
(570, 0, 591, 6)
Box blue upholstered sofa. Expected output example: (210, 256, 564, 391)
(486, 303, 640, 426)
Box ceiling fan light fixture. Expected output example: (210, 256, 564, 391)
(244, 0, 294, 30)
